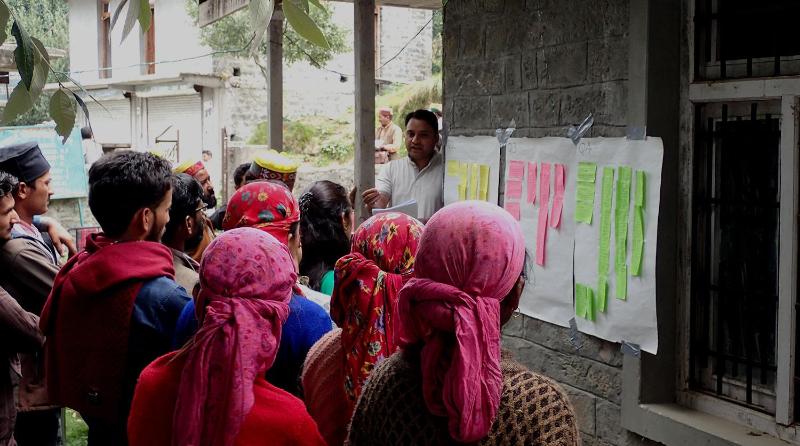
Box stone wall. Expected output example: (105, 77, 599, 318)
(444, 1, 660, 444)
(378, 6, 434, 84)
(214, 55, 270, 144)
(45, 198, 98, 230)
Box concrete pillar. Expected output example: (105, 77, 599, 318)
(269, 7, 284, 151)
(354, 0, 376, 223)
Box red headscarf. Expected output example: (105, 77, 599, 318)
(172, 228, 296, 446)
(222, 180, 299, 246)
(331, 212, 423, 402)
(396, 201, 526, 443)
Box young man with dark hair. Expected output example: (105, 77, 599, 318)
(363, 109, 444, 221)
(40, 151, 190, 445)
(0, 170, 44, 446)
(209, 162, 250, 230)
(162, 174, 205, 292)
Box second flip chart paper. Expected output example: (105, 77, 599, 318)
(573, 137, 663, 354)
(505, 138, 576, 328)
(443, 136, 501, 206)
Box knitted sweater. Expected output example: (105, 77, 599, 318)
(347, 348, 580, 446)
(301, 328, 350, 446)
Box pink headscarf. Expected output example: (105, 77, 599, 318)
(396, 201, 526, 443)
(172, 228, 296, 446)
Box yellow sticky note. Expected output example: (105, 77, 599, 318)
(479, 164, 490, 201)
(458, 184, 467, 201)
(469, 164, 480, 200)
(447, 160, 461, 176)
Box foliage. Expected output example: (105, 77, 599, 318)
(320, 141, 351, 161)
(186, 0, 348, 68)
(377, 75, 442, 129)
(284, 119, 315, 151)
(66, 409, 88, 446)
(249, 114, 354, 164)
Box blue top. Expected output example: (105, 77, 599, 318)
(173, 293, 333, 395)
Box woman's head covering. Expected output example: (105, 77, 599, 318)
(330, 212, 424, 402)
(173, 228, 296, 446)
(396, 201, 525, 443)
(249, 150, 300, 190)
(174, 159, 206, 177)
(222, 180, 299, 246)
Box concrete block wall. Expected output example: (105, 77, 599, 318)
(444, 0, 629, 138)
(378, 6, 434, 84)
(444, 1, 661, 444)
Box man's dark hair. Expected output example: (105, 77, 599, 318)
(202, 150, 212, 157)
(404, 109, 439, 134)
(0, 171, 18, 198)
(163, 173, 204, 242)
(233, 162, 250, 189)
(88, 150, 172, 237)
(81, 126, 92, 140)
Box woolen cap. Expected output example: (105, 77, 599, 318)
(0, 142, 50, 183)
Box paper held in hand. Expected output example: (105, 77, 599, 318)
(372, 199, 418, 217)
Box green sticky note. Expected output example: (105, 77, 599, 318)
(575, 284, 586, 318)
(616, 264, 628, 300)
(631, 206, 644, 276)
(635, 170, 646, 208)
(597, 275, 608, 312)
(586, 286, 595, 321)
(615, 166, 632, 268)
(577, 162, 597, 182)
(575, 182, 596, 224)
(598, 167, 614, 275)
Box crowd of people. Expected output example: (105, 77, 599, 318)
(0, 108, 579, 446)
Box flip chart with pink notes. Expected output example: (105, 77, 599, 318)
(504, 137, 576, 328)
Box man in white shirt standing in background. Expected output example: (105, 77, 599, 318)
(362, 109, 443, 222)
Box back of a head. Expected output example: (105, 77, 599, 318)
(352, 212, 424, 274)
(404, 109, 439, 134)
(298, 180, 352, 288)
(88, 150, 172, 238)
(233, 162, 250, 189)
(0, 170, 17, 199)
(415, 201, 525, 298)
(164, 173, 204, 241)
(81, 126, 92, 140)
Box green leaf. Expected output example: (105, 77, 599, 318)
(121, 0, 141, 42)
(2, 37, 50, 124)
(297, 0, 309, 13)
(249, 0, 274, 57)
(110, 0, 129, 30)
(72, 92, 92, 134)
(11, 21, 35, 90)
(0, 2, 10, 47)
(138, 0, 151, 34)
(307, 0, 324, 11)
(49, 89, 77, 144)
(283, 0, 329, 49)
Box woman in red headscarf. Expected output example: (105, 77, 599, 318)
(127, 228, 326, 446)
(346, 201, 579, 446)
(301, 212, 423, 446)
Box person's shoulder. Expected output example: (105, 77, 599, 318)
(291, 293, 332, 322)
(302, 328, 342, 376)
(0, 237, 40, 260)
(139, 277, 191, 307)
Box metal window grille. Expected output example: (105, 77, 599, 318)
(694, 0, 800, 80)
(690, 101, 781, 414)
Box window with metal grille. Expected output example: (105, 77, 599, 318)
(690, 100, 781, 414)
(694, 0, 800, 80)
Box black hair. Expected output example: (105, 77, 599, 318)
(202, 150, 212, 157)
(298, 180, 352, 291)
(404, 109, 439, 134)
(0, 171, 18, 198)
(81, 126, 92, 140)
(233, 162, 250, 189)
(88, 150, 172, 238)
(163, 173, 204, 243)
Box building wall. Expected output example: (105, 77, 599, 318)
(378, 6, 433, 84)
(443, 1, 661, 444)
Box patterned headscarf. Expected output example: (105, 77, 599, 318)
(173, 228, 295, 446)
(331, 212, 424, 403)
(222, 180, 299, 246)
(396, 201, 526, 443)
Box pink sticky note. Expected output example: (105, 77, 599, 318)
(536, 163, 551, 266)
(504, 202, 521, 221)
(550, 164, 565, 229)
(527, 162, 537, 204)
(508, 160, 525, 180)
(506, 180, 523, 199)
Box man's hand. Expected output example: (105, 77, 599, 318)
(39, 216, 77, 257)
(362, 188, 390, 210)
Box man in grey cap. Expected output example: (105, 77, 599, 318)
(0, 142, 64, 446)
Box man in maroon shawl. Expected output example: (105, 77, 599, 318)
(40, 151, 190, 445)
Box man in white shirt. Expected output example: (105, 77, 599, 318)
(363, 109, 443, 222)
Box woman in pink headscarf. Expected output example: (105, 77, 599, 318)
(347, 201, 579, 446)
(127, 228, 325, 446)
